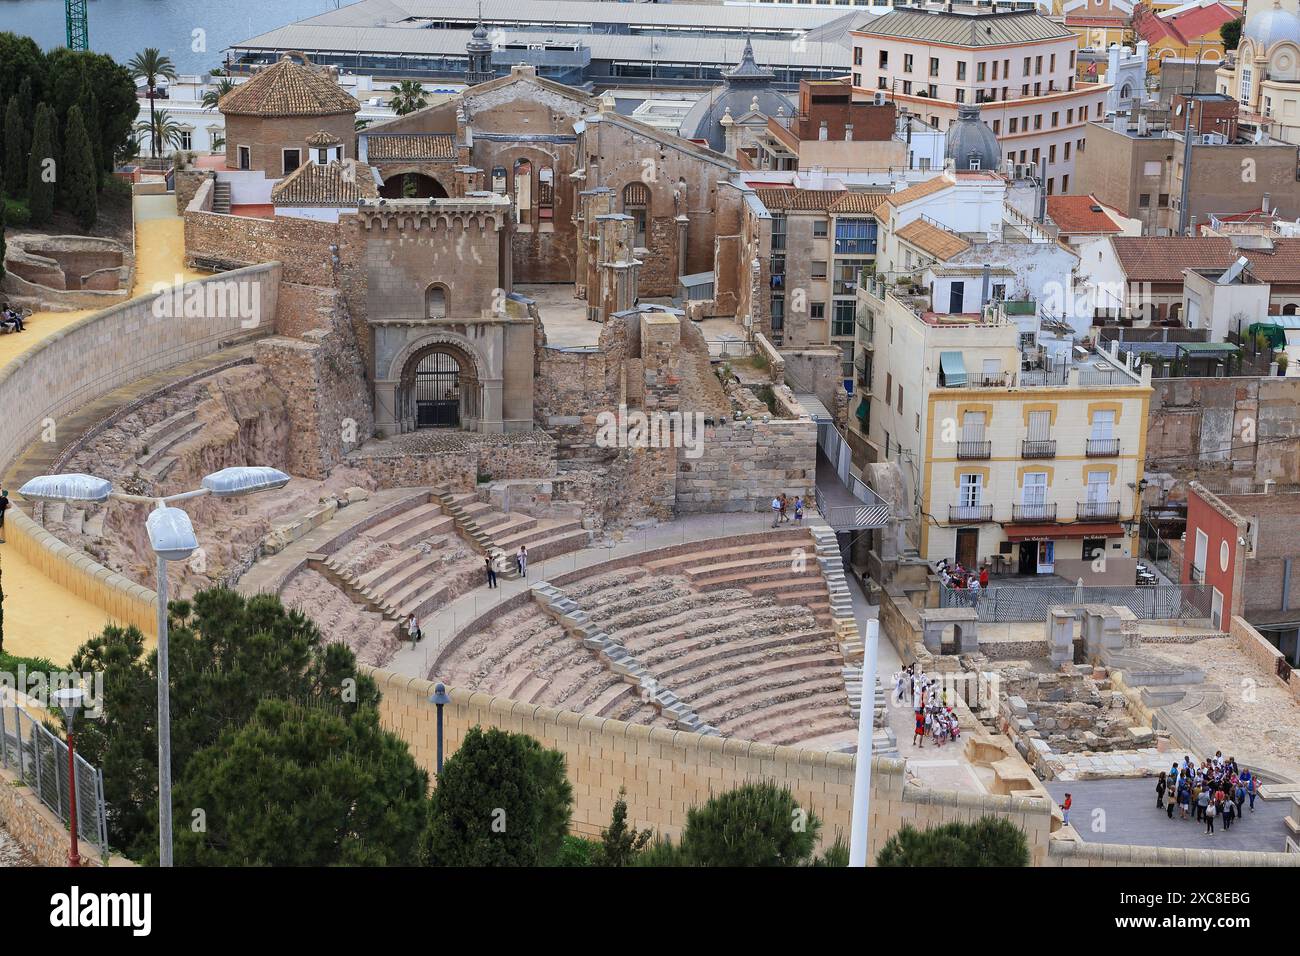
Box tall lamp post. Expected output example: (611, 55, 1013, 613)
(53, 686, 86, 867)
(430, 683, 451, 774)
(848, 618, 880, 867)
(20, 466, 291, 868)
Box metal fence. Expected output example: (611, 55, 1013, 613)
(939, 582, 1216, 623)
(0, 694, 109, 861)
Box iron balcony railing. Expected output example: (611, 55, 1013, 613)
(1077, 500, 1121, 521)
(1086, 437, 1121, 457)
(956, 439, 992, 460)
(1022, 439, 1057, 458)
(950, 503, 993, 522)
(1012, 502, 1057, 522)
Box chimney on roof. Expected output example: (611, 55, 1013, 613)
(1263, 193, 1271, 215)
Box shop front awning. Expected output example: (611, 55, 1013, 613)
(939, 351, 966, 387)
(1005, 523, 1124, 541)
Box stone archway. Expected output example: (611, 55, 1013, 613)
(397, 340, 482, 432)
(380, 171, 450, 199)
(373, 327, 502, 436)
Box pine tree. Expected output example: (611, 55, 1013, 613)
(77, 79, 102, 177)
(3, 97, 22, 197)
(26, 103, 55, 225)
(63, 105, 97, 230)
(593, 786, 652, 866)
(16, 75, 32, 148)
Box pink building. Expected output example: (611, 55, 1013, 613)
(850, 4, 1110, 195)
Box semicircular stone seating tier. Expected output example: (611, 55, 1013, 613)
(434, 531, 862, 751)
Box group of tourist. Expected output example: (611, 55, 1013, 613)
(935, 558, 988, 592)
(1154, 752, 1260, 836)
(892, 664, 961, 749)
(1, 306, 26, 333)
(769, 493, 804, 527)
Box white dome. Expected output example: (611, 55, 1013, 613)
(1245, 3, 1300, 50)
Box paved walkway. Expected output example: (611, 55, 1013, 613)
(0, 194, 205, 665)
(1044, 778, 1291, 852)
(389, 510, 825, 680)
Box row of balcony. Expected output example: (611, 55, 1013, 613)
(949, 501, 1123, 524)
(954, 438, 1120, 460)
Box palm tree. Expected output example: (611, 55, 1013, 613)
(135, 108, 185, 158)
(128, 48, 179, 159)
(388, 80, 428, 116)
(201, 78, 236, 112)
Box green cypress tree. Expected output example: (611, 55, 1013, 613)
(64, 105, 97, 230)
(16, 75, 32, 148)
(27, 104, 57, 227)
(77, 80, 102, 178)
(3, 97, 22, 197)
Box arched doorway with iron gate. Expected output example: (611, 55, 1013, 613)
(397, 340, 482, 432)
(415, 351, 462, 427)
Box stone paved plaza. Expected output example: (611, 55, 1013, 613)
(1045, 779, 1292, 852)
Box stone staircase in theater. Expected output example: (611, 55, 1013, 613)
(319, 492, 588, 625)
(562, 553, 859, 749)
(433, 595, 676, 729)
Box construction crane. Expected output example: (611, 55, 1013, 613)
(65, 0, 89, 52)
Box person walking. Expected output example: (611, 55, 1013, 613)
(771, 494, 782, 528)
(1061, 793, 1072, 828)
(485, 555, 498, 589)
(978, 563, 989, 590)
(516, 545, 528, 578)
(0, 489, 9, 543)
(1222, 796, 1235, 832)
(407, 614, 422, 649)
(913, 709, 925, 748)
(1204, 799, 1216, 835)
(778, 493, 789, 524)
(1156, 771, 1167, 810)
(1244, 769, 1258, 811)
(794, 496, 804, 522)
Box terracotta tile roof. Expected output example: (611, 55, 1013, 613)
(271, 160, 379, 207)
(753, 188, 886, 214)
(305, 130, 342, 147)
(1242, 240, 1300, 285)
(1111, 237, 1234, 282)
(1138, 1, 1238, 45)
(829, 192, 887, 214)
(365, 133, 457, 162)
(220, 56, 360, 117)
(884, 174, 954, 209)
(895, 218, 970, 261)
(1047, 195, 1123, 235)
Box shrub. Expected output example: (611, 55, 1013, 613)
(876, 817, 1030, 867)
(679, 781, 821, 867)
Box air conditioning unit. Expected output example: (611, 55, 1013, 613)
(873, 91, 887, 107)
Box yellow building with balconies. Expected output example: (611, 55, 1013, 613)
(853, 276, 1152, 581)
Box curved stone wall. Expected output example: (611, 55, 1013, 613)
(0, 262, 282, 637)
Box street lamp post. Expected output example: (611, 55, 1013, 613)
(53, 686, 86, 867)
(20, 466, 290, 868)
(848, 618, 880, 867)
(430, 683, 451, 775)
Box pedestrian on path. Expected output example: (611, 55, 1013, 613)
(407, 614, 422, 649)
(1204, 800, 1216, 835)
(0, 489, 9, 543)
(1156, 771, 1166, 810)
(485, 555, 498, 589)
(516, 545, 528, 577)
(794, 496, 804, 522)
(1061, 793, 1072, 827)
(913, 709, 925, 748)
(771, 495, 782, 528)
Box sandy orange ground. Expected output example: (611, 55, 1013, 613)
(1, 201, 205, 664)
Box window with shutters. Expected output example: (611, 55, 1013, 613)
(623, 182, 650, 247)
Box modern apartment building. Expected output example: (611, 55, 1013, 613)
(853, 277, 1152, 578)
(849, 4, 1110, 195)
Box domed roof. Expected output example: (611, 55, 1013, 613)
(1244, 0, 1300, 49)
(945, 103, 1001, 172)
(219, 55, 359, 118)
(679, 38, 795, 153)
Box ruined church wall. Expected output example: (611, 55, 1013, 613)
(675, 418, 816, 514)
